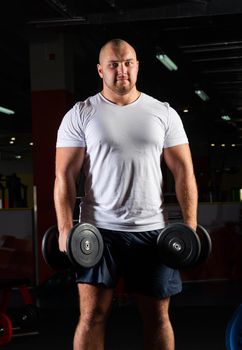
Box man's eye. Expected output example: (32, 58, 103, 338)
(125, 61, 133, 66)
(110, 63, 118, 68)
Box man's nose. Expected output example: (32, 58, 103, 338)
(117, 62, 127, 74)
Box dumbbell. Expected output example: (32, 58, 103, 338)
(42, 222, 212, 271)
(157, 223, 212, 269)
(42, 223, 104, 270)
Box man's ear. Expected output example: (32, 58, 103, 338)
(97, 64, 103, 78)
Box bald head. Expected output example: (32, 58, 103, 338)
(97, 38, 139, 101)
(99, 39, 137, 65)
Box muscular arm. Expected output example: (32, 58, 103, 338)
(54, 147, 85, 252)
(163, 144, 198, 230)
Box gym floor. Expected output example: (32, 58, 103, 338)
(2, 275, 242, 350)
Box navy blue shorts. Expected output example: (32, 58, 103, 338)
(75, 228, 182, 299)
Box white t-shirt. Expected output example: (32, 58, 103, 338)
(56, 92, 188, 231)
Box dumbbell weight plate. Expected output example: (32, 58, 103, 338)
(0, 313, 12, 346)
(226, 304, 242, 350)
(157, 223, 201, 269)
(67, 223, 104, 268)
(194, 225, 212, 266)
(42, 226, 71, 271)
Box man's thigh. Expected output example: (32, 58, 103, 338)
(77, 283, 114, 316)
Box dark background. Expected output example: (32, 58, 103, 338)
(0, 1, 242, 349)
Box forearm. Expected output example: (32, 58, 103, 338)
(54, 174, 77, 235)
(175, 171, 198, 230)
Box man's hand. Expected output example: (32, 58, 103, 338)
(58, 230, 70, 253)
(184, 221, 197, 233)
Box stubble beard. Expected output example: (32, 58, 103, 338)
(111, 79, 135, 96)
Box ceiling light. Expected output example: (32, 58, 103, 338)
(11, 137, 16, 141)
(29, 142, 33, 146)
(221, 115, 231, 121)
(156, 54, 178, 71)
(231, 144, 236, 147)
(221, 144, 226, 147)
(211, 143, 215, 147)
(195, 89, 210, 102)
(0, 106, 15, 115)
(9, 141, 14, 144)
(183, 109, 189, 113)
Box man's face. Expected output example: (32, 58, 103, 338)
(97, 43, 139, 96)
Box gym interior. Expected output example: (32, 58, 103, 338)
(1, 1, 242, 349)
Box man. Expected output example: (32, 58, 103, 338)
(54, 38, 198, 350)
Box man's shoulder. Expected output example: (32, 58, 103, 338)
(69, 93, 101, 116)
(141, 92, 171, 114)
(141, 92, 170, 108)
(74, 93, 99, 108)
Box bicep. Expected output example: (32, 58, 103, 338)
(55, 147, 85, 180)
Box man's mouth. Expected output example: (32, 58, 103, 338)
(116, 77, 129, 82)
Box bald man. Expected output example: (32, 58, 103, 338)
(54, 38, 198, 350)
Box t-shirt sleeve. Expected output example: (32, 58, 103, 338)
(163, 106, 189, 148)
(56, 103, 86, 148)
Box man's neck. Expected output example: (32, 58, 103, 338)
(101, 88, 141, 106)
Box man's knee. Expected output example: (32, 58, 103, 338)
(79, 307, 109, 329)
(136, 296, 171, 326)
